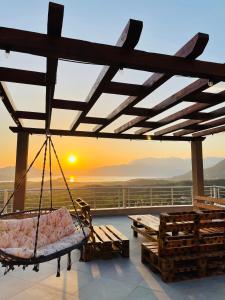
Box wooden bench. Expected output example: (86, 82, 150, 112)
(194, 195, 225, 211)
(75, 199, 129, 261)
(141, 210, 225, 282)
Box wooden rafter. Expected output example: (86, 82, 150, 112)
(9, 126, 204, 142)
(0, 67, 46, 86)
(174, 116, 225, 136)
(45, 2, 64, 130)
(192, 125, 225, 137)
(94, 33, 209, 133)
(0, 82, 22, 127)
(69, 19, 143, 131)
(2, 28, 225, 79)
(14, 111, 46, 120)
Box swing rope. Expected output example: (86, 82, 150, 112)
(0, 139, 48, 215)
(33, 138, 48, 257)
(49, 137, 86, 237)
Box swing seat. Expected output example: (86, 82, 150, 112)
(0, 207, 90, 260)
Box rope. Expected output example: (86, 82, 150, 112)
(48, 137, 53, 209)
(33, 139, 48, 257)
(0, 139, 47, 215)
(49, 137, 86, 237)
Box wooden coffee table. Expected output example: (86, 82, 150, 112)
(128, 214, 160, 241)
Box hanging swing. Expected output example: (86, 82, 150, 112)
(0, 136, 91, 276)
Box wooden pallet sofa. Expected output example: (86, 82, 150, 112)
(194, 195, 225, 211)
(141, 210, 225, 282)
(76, 198, 129, 261)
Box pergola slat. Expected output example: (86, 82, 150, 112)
(174, 116, 225, 136)
(69, 19, 143, 131)
(102, 81, 149, 96)
(192, 125, 225, 137)
(94, 33, 209, 133)
(9, 126, 204, 142)
(45, 2, 64, 130)
(52, 99, 87, 110)
(0, 67, 46, 86)
(0, 82, 22, 127)
(3, 28, 225, 80)
(152, 106, 225, 136)
(14, 111, 46, 120)
(116, 78, 211, 134)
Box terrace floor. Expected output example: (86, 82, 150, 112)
(1, 215, 225, 300)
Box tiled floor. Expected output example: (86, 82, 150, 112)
(1, 216, 225, 299)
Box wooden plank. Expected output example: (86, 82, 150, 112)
(69, 19, 143, 131)
(192, 124, 225, 137)
(103, 81, 148, 96)
(195, 196, 225, 205)
(0, 82, 22, 127)
(174, 117, 225, 136)
(191, 140, 204, 197)
(0, 67, 46, 86)
(45, 2, 64, 130)
(9, 126, 205, 141)
(52, 99, 87, 111)
(94, 33, 209, 133)
(106, 225, 128, 241)
(15, 111, 46, 120)
(2, 29, 222, 80)
(99, 225, 119, 242)
(93, 225, 111, 243)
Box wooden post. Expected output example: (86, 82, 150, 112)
(13, 132, 29, 211)
(191, 140, 204, 198)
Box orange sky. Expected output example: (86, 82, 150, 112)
(0, 0, 225, 173)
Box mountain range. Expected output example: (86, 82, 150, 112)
(85, 156, 223, 178)
(0, 156, 224, 181)
(174, 158, 225, 180)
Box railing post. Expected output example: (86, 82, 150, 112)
(217, 186, 220, 198)
(213, 186, 217, 198)
(171, 187, 174, 206)
(3, 189, 8, 213)
(122, 187, 126, 208)
(93, 188, 96, 209)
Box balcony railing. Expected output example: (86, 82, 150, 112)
(0, 185, 224, 213)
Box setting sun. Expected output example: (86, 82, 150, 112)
(69, 176, 75, 183)
(68, 154, 77, 164)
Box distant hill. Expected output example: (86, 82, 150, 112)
(0, 166, 46, 181)
(86, 157, 223, 178)
(173, 159, 225, 181)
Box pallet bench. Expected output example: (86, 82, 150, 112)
(75, 199, 129, 261)
(82, 224, 129, 261)
(141, 210, 225, 282)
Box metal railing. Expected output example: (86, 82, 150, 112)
(0, 185, 224, 212)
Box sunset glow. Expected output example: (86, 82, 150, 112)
(69, 176, 75, 183)
(68, 155, 77, 164)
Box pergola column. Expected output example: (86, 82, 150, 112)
(13, 132, 29, 211)
(191, 140, 204, 198)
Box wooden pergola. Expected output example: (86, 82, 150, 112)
(1, 2, 224, 211)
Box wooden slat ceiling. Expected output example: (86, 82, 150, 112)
(1, 2, 225, 142)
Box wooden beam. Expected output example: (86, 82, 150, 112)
(15, 111, 46, 120)
(153, 90, 225, 136)
(82, 117, 108, 125)
(52, 99, 87, 110)
(192, 124, 225, 137)
(191, 140, 204, 197)
(114, 78, 210, 134)
(0, 82, 22, 127)
(174, 116, 225, 136)
(45, 2, 64, 130)
(70, 19, 143, 131)
(2, 29, 222, 80)
(103, 81, 149, 96)
(94, 33, 209, 133)
(124, 107, 154, 116)
(151, 105, 225, 137)
(0, 67, 46, 85)
(9, 126, 204, 142)
(13, 132, 29, 211)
